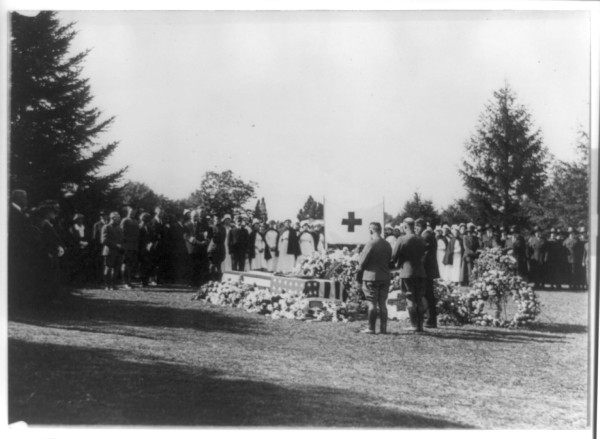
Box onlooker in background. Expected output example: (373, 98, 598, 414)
(527, 226, 547, 289)
(8, 189, 31, 309)
(436, 225, 449, 282)
(462, 223, 480, 286)
(393, 218, 427, 333)
(39, 201, 65, 300)
(67, 213, 91, 285)
(358, 222, 392, 335)
(138, 213, 154, 287)
(92, 210, 109, 284)
(444, 225, 463, 285)
(101, 211, 124, 290)
(184, 210, 210, 287)
(416, 218, 440, 328)
(120, 206, 139, 289)
(229, 216, 250, 271)
(264, 220, 279, 272)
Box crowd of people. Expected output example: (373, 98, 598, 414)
(7, 189, 329, 306)
(8, 188, 590, 313)
(358, 217, 590, 335)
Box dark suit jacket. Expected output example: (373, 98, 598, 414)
(41, 219, 63, 257)
(229, 227, 249, 257)
(101, 223, 123, 256)
(421, 229, 440, 279)
(358, 236, 392, 281)
(183, 220, 208, 255)
(393, 233, 426, 279)
(209, 224, 227, 263)
(463, 233, 480, 262)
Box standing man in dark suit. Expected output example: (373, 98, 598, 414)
(39, 201, 65, 300)
(392, 218, 427, 333)
(229, 217, 250, 271)
(415, 218, 440, 329)
(9, 189, 31, 309)
(120, 206, 139, 289)
(101, 211, 124, 290)
(358, 222, 392, 334)
(208, 214, 227, 279)
(184, 210, 210, 287)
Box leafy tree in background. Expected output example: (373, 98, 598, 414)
(396, 192, 441, 226)
(10, 12, 125, 217)
(440, 197, 477, 226)
(524, 129, 589, 230)
(188, 170, 257, 219)
(253, 198, 268, 222)
(459, 84, 549, 228)
(297, 196, 324, 221)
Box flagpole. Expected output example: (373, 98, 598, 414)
(323, 196, 326, 250)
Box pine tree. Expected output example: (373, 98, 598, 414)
(10, 11, 126, 216)
(397, 192, 441, 226)
(460, 84, 549, 227)
(297, 195, 324, 221)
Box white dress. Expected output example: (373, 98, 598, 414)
(450, 238, 462, 283)
(298, 232, 315, 257)
(436, 238, 448, 281)
(250, 233, 268, 271)
(315, 232, 326, 253)
(276, 230, 296, 274)
(221, 227, 233, 272)
(264, 229, 279, 272)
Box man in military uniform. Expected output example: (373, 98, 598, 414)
(563, 227, 584, 290)
(392, 218, 427, 333)
(527, 226, 547, 289)
(415, 218, 440, 328)
(462, 223, 480, 285)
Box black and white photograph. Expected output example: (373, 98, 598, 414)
(2, 0, 598, 434)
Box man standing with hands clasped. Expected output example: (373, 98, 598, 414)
(358, 222, 392, 335)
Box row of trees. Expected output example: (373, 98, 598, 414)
(386, 86, 589, 230)
(10, 12, 589, 231)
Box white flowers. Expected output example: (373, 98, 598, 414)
(193, 279, 350, 323)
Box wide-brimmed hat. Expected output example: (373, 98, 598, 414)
(73, 213, 84, 221)
(222, 214, 232, 221)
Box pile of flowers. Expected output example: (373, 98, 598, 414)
(192, 279, 350, 322)
(435, 247, 541, 328)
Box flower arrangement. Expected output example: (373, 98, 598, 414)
(192, 279, 350, 322)
(435, 247, 541, 327)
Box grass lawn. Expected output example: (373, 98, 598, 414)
(7, 285, 590, 428)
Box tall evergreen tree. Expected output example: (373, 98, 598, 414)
(523, 129, 589, 229)
(459, 84, 549, 227)
(397, 192, 441, 226)
(297, 195, 324, 221)
(10, 11, 125, 216)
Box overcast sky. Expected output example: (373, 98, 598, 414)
(57, 10, 591, 220)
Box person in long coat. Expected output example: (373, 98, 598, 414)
(436, 226, 449, 281)
(276, 219, 301, 273)
(444, 225, 463, 285)
(416, 218, 440, 328)
(264, 221, 279, 272)
(248, 223, 271, 271)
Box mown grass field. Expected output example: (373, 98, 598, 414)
(8, 285, 590, 428)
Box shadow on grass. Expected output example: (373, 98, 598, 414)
(526, 322, 588, 334)
(425, 327, 569, 344)
(9, 339, 471, 428)
(10, 292, 265, 336)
